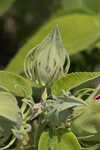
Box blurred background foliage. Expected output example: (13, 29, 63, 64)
(0, 0, 100, 73)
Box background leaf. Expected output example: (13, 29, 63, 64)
(57, 0, 88, 15)
(0, 0, 15, 16)
(0, 71, 32, 98)
(52, 72, 100, 95)
(58, 0, 100, 14)
(6, 14, 100, 73)
(83, 0, 100, 14)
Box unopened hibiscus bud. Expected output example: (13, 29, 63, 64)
(24, 25, 70, 87)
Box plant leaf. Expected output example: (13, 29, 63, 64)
(6, 14, 100, 73)
(57, 129, 82, 150)
(52, 72, 100, 95)
(43, 96, 87, 127)
(0, 0, 15, 16)
(38, 130, 57, 150)
(0, 71, 32, 98)
(72, 100, 100, 142)
(38, 129, 81, 150)
(0, 91, 22, 146)
(0, 91, 21, 123)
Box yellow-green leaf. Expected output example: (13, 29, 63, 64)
(6, 14, 100, 73)
(38, 129, 81, 150)
(58, 129, 81, 150)
(38, 130, 57, 150)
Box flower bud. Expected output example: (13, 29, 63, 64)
(24, 25, 70, 87)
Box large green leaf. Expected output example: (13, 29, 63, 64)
(0, 0, 15, 16)
(6, 14, 100, 73)
(52, 72, 100, 95)
(38, 129, 81, 150)
(0, 71, 32, 98)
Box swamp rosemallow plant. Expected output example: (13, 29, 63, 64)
(1, 26, 100, 150)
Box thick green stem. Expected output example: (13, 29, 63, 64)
(32, 120, 45, 150)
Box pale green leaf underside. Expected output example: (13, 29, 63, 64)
(0, 91, 20, 123)
(6, 14, 100, 73)
(0, 0, 15, 16)
(38, 129, 81, 150)
(0, 71, 32, 98)
(52, 72, 100, 95)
